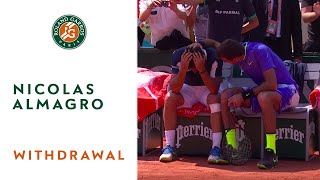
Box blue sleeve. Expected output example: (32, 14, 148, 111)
(171, 47, 187, 74)
(255, 45, 276, 72)
(243, 0, 256, 20)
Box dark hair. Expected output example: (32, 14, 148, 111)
(216, 39, 245, 60)
(186, 46, 205, 56)
(185, 46, 205, 68)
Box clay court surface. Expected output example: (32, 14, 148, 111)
(138, 150, 320, 180)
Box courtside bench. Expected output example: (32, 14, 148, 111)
(172, 104, 319, 161)
(138, 48, 320, 160)
(233, 104, 319, 161)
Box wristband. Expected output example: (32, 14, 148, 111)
(242, 89, 254, 100)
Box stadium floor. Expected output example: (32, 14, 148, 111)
(138, 150, 320, 179)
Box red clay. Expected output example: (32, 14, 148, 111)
(138, 150, 320, 180)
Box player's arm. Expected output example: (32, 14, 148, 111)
(169, 51, 193, 93)
(200, 72, 222, 94)
(301, 4, 319, 23)
(252, 68, 278, 95)
(193, 51, 222, 94)
(169, 72, 187, 93)
(231, 68, 277, 108)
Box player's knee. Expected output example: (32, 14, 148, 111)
(206, 94, 221, 113)
(220, 89, 231, 105)
(164, 91, 180, 106)
(207, 93, 219, 104)
(257, 92, 273, 106)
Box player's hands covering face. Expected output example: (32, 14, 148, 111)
(193, 51, 206, 72)
(180, 51, 193, 72)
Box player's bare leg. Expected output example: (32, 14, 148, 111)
(256, 91, 281, 169)
(221, 87, 244, 149)
(160, 91, 184, 162)
(207, 93, 228, 164)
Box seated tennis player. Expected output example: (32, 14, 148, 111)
(214, 39, 299, 169)
(159, 44, 228, 164)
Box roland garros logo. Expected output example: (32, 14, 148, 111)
(52, 15, 86, 49)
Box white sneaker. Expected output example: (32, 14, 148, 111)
(159, 145, 177, 162)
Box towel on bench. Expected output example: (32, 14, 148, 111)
(309, 85, 320, 108)
(137, 68, 171, 122)
(177, 103, 210, 118)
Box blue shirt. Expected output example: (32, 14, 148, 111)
(238, 42, 298, 88)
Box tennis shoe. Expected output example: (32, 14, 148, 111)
(159, 145, 177, 162)
(224, 144, 237, 161)
(208, 146, 228, 164)
(257, 148, 278, 170)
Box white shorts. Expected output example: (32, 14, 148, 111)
(278, 84, 300, 111)
(178, 84, 210, 108)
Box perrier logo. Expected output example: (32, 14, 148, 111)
(52, 15, 86, 49)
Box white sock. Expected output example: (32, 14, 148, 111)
(165, 130, 175, 147)
(212, 132, 222, 148)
